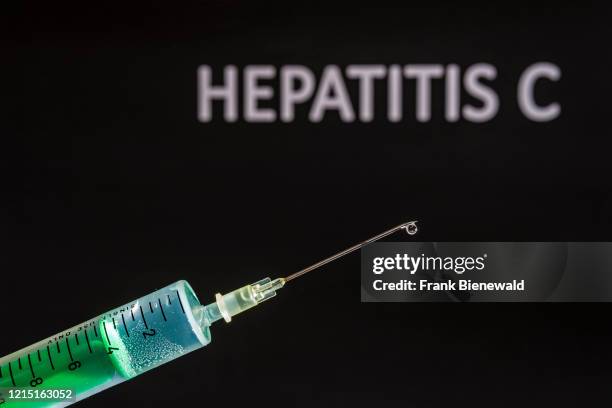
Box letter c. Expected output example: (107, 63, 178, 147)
(518, 62, 561, 122)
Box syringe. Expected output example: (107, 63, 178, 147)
(0, 221, 417, 407)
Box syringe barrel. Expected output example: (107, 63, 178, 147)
(0, 280, 210, 407)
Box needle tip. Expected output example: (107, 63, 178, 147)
(401, 221, 418, 235)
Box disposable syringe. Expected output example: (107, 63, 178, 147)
(0, 221, 417, 407)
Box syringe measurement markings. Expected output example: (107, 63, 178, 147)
(84, 330, 93, 353)
(167, 294, 172, 305)
(74, 333, 80, 346)
(121, 314, 130, 337)
(56, 342, 61, 354)
(131, 309, 135, 321)
(112, 318, 117, 330)
(17, 358, 22, 370)
(27, 354, 35, 379)
(8, 363, 15, 387)
(176, 291, 185, 313)
(93, 325, 98, 338)
(0, 365, 3, 378)
(37, 350, 41, 362)
(149, 302, 154, 314)
(65, 338, 74, 362)
(46, 346, 55, 370)
(140, 306, 149, 329)
(102, 322, 111, 345)
(158, 299, 167, 321)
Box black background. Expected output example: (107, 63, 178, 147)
(6, 2, 612, 407)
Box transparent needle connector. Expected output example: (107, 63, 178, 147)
(204, 278, 286, 323)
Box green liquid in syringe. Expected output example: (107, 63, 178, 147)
(0, 281, 213, 407)
(0, 336, 118, 408)
(1, 274, 285, 407)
